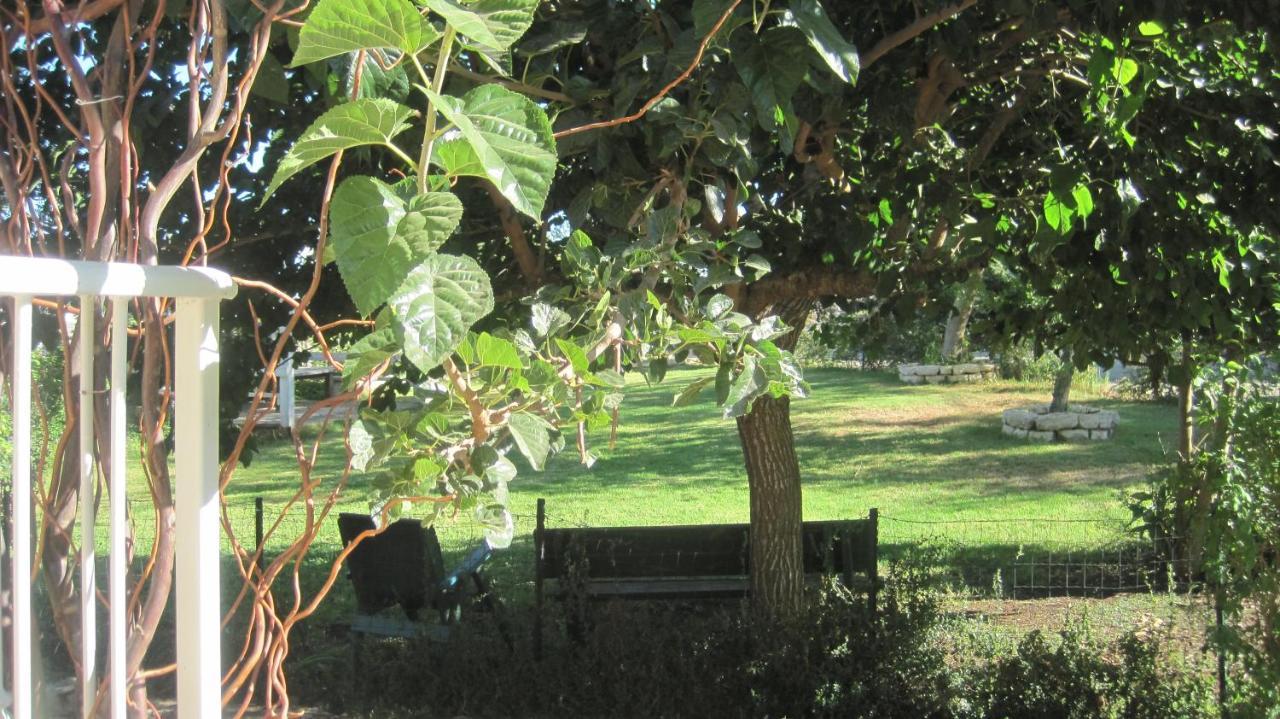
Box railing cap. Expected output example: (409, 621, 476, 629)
(0, 256, 237, 300)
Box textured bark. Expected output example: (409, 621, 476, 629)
(1175, 339, 1197, 461)
(941, 272, 983, 361)
(736, 297, 811, 617)
(1049, 349, 1074, 413)
(737, 393, 805, 617)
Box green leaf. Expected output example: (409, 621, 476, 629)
(388, 254, 494, 372)
(555, 338, 589, 374)
(412, 456, 444, 483)
(692, 0, 741, 37)
(672, 376, 714, 406)
(722, 355, 768, 418)
(1071, 184, 1095, 219)
(1112, 57, 1139, 85)
(330, 177, 463, 315)
(341, 325, 399, 388)
(736, 27, 808, 133)
(531, 302, 571, 338)
(507, 412, 551, 470)
(291, 0, 431, 66)
(262, 99, 416, 204)
(1137, 21, 1164, 36)
(422, 0, 538, 50)
(475, 332, 522, 369)
(1043, 191, 1075, 232)
(780, 0, 859, 85)
(706, 294, 734, 320)
(425, 84, 558, 218)
(250, 52, 290, 105)
(647, 357, 668, 383)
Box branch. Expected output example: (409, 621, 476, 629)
(483, 181, 542, 287)
(554, 0, 743, 139)
(739, 266, 877, 316)
(5, 0, 126, 45)
(862, 0, 978, 70)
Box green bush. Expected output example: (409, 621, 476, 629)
(971, 621, 1215, 719)
(287, 545, 1218, 719)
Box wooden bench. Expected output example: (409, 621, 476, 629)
(533, 499, 877, 654)
(337, 513, 507, 642)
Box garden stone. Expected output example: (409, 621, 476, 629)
(901, 375, 924, 385)
(1090, 429, 1112, 440)
(1026, 430, 1055, 442)
(1002, 409, 1037, 430)
(954, 363, 981, 374)
(1035, 412, 1079, 432)
(1058, 429, 1091, 441)
(915, 364, 941, 376)
(925, 375, 947, 384)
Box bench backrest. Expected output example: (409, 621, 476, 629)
(338, 513, 446, 619)
(536, 502, 877, 585)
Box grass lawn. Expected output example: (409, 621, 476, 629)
(112, 367, 1181, 609)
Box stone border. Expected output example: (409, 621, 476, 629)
(1001, 404, 1118, 442)
(898, 362, 997, 385)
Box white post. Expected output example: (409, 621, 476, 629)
(275, 354, 295, 430)
(9, 296, 34, 718)
(174, 298, 222, 719)
(109, 299, 128, 719)
(78, 296, 97, 719)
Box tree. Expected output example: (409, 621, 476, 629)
(486, 1, 1280, 616)
(164, 0, 1280, 638)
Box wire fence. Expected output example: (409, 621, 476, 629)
(108, 499, 1204, 604)
(877, 514, 1196, 600)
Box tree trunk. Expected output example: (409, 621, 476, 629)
(940, 279, 979, 361)
(1049, 349, 1074, 413)
(736, 298, 811, 618)
(1176, 347, 1195, 461)
(737, 393, 805, 617)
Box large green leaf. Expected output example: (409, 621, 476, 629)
(735, 28, 808, 133)
(291, 0, 433, 66)
(424, 85, 557, 218)
(507, 412, 551, 470)
(722, 354, 768, 418)
(262, 99, 416, 204)
(422, 0, 538, 51)
(388, 254, 494, 372)
(329, 176, 463, 315)
(780, 0, 859, 85)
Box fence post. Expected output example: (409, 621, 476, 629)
(9, 295, 34, 718)
(275, 354, 295, 430)
(175, 297, 222, 719)
(78, 296, 98, 718)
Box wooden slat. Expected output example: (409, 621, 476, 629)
(580, 577, 750, 600)
(541, 520, 875, 581)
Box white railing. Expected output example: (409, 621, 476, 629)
(2, 257, 235, 719)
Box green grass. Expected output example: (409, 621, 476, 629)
(113, 367, 1177, 605)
